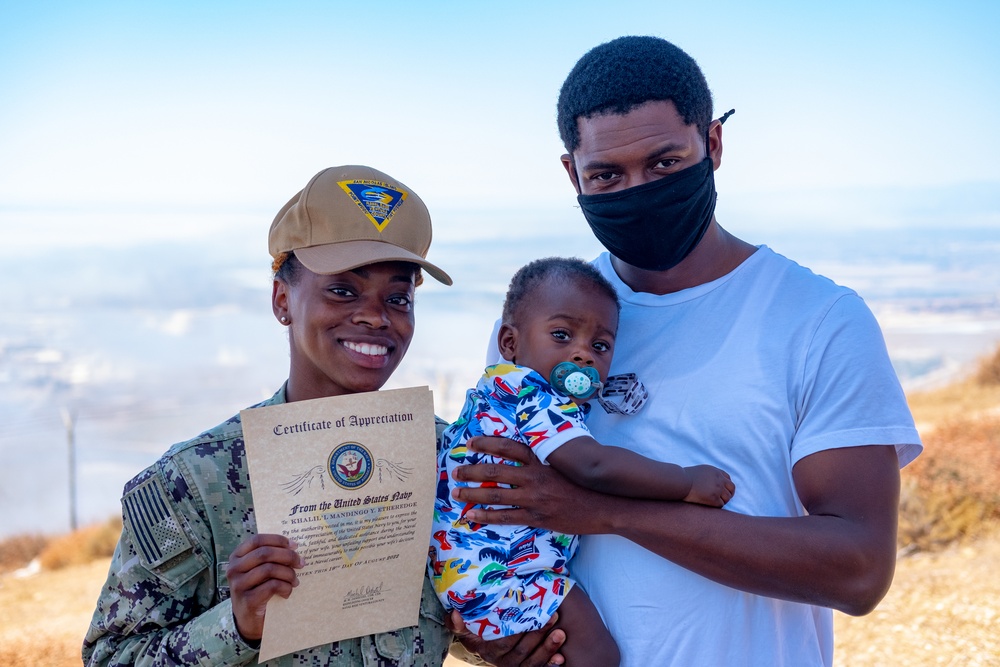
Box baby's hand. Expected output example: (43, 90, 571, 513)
(683, 465, 735, 507)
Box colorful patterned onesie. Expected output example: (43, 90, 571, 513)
(429, 363, 591, 638)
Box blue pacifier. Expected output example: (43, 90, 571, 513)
(549, 361, 602, 400)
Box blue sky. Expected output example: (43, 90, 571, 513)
(1, 0, 998, 251)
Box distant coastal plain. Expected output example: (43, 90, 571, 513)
(1, 225, 998, 539)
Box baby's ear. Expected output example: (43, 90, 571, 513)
(497, 323, 519, 362)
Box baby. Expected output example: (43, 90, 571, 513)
(429, 257, 735, 666)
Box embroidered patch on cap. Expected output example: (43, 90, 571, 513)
(338, 179, 408, 232)
(122, 475, 193, 569)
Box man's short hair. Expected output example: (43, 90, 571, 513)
(557, 36, 714, 154)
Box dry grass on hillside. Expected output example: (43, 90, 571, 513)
(0, 516, 121, 575)
(974, 346, 1000, 387)
(0, 558, 111, 667)
(0, 533, 49, 574)
(899, 347, 1000, 552)
(899, 413, 1000, 551)
(833, 529, 1000, 666)
(907, 346, 1000, 431)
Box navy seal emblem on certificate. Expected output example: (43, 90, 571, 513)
(329, 442, 373, 489)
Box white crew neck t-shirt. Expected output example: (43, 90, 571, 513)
(488, 246, 920, 666)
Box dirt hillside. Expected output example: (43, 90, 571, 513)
(0, 558, 110, 667)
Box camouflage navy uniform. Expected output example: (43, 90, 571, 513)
(83, 385, 453, 667)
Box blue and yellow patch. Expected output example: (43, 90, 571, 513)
(338, 179, 408, 232)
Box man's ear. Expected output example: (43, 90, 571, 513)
(708, 119, 724, 171)
(497, 323, 519, 363)
(560, 154, 582, 195)
(272, 279, 289, 324)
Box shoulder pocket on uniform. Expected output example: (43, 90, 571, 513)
(122, 474, 207, 589)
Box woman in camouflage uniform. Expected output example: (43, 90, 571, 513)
(83, 165, 456, 667)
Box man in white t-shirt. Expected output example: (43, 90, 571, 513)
(446, 36, 922, 667)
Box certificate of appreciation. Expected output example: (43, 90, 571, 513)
(241, 386, 437, 662)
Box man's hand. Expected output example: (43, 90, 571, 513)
(683, 465, 735, 507)
(227, 534, 304, 641)
(452, 436, 611, 535)
(447, 610, 565, 666)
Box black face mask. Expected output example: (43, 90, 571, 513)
(577, 157, 717, 271)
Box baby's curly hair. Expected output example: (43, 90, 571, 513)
(502, 257, 619, 328)
(557, 35, 714, 154)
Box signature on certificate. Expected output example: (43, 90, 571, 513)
(344, 582, 385, 603)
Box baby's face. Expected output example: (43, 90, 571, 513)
(510, 279, 618, 401)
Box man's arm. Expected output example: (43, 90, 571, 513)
(454, 436, 900, 616)
(546, 435, 735, 506)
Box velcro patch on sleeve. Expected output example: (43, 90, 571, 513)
(122, 475, 193, 569)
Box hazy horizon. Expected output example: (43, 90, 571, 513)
(2, 220, 999, 539)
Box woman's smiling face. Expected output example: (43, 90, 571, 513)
(273, 260, 417, 402)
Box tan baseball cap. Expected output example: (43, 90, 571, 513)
(269, 165, 452, 285)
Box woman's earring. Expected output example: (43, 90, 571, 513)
(280, 316, 289, 324)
